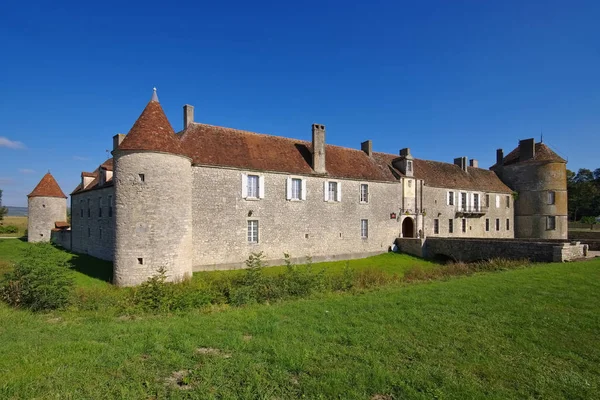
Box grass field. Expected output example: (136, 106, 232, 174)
(0, 216, 28, 237)
(0, 241, 599, 399)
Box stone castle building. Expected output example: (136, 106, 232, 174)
(29, 89, 568, 286)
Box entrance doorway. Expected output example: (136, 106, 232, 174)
(402, 217, 414, 238)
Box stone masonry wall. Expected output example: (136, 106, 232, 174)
(191, 166, 402, 270)
(51, 229, 71, 250)
(71, 186, 115, 261)
(113, 152, 193, 286)
(420, 186, 514, 239)
(27, 196, 67, 243)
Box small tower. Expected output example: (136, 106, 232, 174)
(112, 88, 193, 286)
(492, 138, 567, 240)
(27, 173, 67, 242)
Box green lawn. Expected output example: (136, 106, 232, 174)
(0, 241, 599, 399)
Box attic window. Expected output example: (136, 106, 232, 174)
(407, 160, 413, 172)
(138, 174, 145, 183)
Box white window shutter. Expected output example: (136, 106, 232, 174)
(446, 192, 450, 206)
(241, 174, 248, 198)
(301, 179, 307, 200)
(336, 182, 342, 202)
(258, 176, 265, 198)
(324, 181, 329, 201)
(286, 178, 292, 200)
(496, 195, 500, 208)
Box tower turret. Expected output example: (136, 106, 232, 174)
(27, 173, 67, 242)
(112, 89, 193, 286)
(492, 138, 567, 240)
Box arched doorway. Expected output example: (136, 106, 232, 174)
(402, 217, 414, 238)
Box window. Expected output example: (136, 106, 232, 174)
(460, 192, 467, 211)
(87, 199, 91, 218)
(548, 191, 555, 205)
(242, 174, 264, 199)
(495, 218, 500, 231)
(247, 220, 259, 243)
(80, 200, 84, 217)
(360, 184, 369, 203)
(434, 219, 439, 234)
(138, 174, 145, 182)
(324, 180, 341, 202)
(406, 160, 413, 172)
(547, 216, 556, 230)
(108, 195, 113, 217)
(286, 177, 305, 200)
(473, 193, 480, 211)
(496, 195, 500, 208)
(291, 178, 302, 200)
(87, 227, 91, 237)
(448, 191, 455, 206)
(485, 218, 490, 232)
(137, 258, 143, 265)
(448, 219, 453, 233)
(506, 195, 510, 208)
(247, 175, 259, 198)
(461, 219, 466, 233)
(485, 194, 490, 207)
(99, 227, 103, 239)
(506, 218, 510, 230)
(407, 179, 412, 188)
(98, 197, 102, 217)
(361, 219, 368, 238)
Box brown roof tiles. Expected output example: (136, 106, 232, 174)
(495, 143, 565, 167)
(28, 173, 67, 198)
(117, 100, 186, 157)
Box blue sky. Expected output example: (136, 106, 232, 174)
(1, 0, 598, 206)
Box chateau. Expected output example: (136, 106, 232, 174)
(27, 89, 568, 286)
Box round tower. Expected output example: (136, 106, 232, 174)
(112, 89, 193, 286)
(27, 173, 68, 243)
(493, 139, 567, 240)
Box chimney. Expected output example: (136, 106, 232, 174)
(519, 138, 535, 162)
(454, 156, 468, 172)
(469, 159, 478, 168)
(183, 104, 194, 128)
(113, 133, 126, 151)
(312, 124, 326, 174)
(399, 148, 411, 157)
(496, 149, 504, 165)
(361, 140, 372, 157)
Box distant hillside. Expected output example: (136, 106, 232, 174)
(5, 206, 28, 217)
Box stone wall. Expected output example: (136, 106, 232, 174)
(113, 151, 193, 286)
(423, 237, 584, 263)
(27, 196, 66, 243)
(569, 231, 600, 250)
(71, 186, 115, 261)
(420, 186, 514, 238)
(191, 166, 401, 270)
(499, 161, 568, 239)
(395, 238, 424, 258)
(51, 229, 71, 250)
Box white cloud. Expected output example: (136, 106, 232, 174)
(0, 137, 25, 149)
(72, 156, 90, 161)
(19, 168, 35, 174)
(0, 178, 15, 185)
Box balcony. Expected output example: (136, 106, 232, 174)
(455, 204, 488, 217)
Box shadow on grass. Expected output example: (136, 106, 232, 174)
(69, 252, 113, 283)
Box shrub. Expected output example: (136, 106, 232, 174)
(0, 244, 73, 311)
(328, 261, 355, 291)
(0, 225, 18, 234)
(279, 254, 325, 298)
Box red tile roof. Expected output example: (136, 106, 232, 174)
(28, 173, 67, 198)
(54, 221, 70, 229)
(100, 158, 113, 171)
(179, 123, 398, 182)
(494, 143, 565, 168)
(117, 100, 186, 156)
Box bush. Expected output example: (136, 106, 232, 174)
(0, 244, 73, 311)
(0, 225, 18, 234)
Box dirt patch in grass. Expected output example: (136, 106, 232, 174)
(165, 370, 192, 390)
(195, 347, 231, 358)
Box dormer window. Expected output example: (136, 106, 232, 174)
(407, 160, 413, 172)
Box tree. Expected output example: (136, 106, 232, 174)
(0, 189, 8, 222)
(568, 168, 600, 221)
(581, 216, 598, 230)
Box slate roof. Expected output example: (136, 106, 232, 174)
(493, 143, 565, 168)
(28, 173, 67, 198)
(117, 99, 186, 157)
